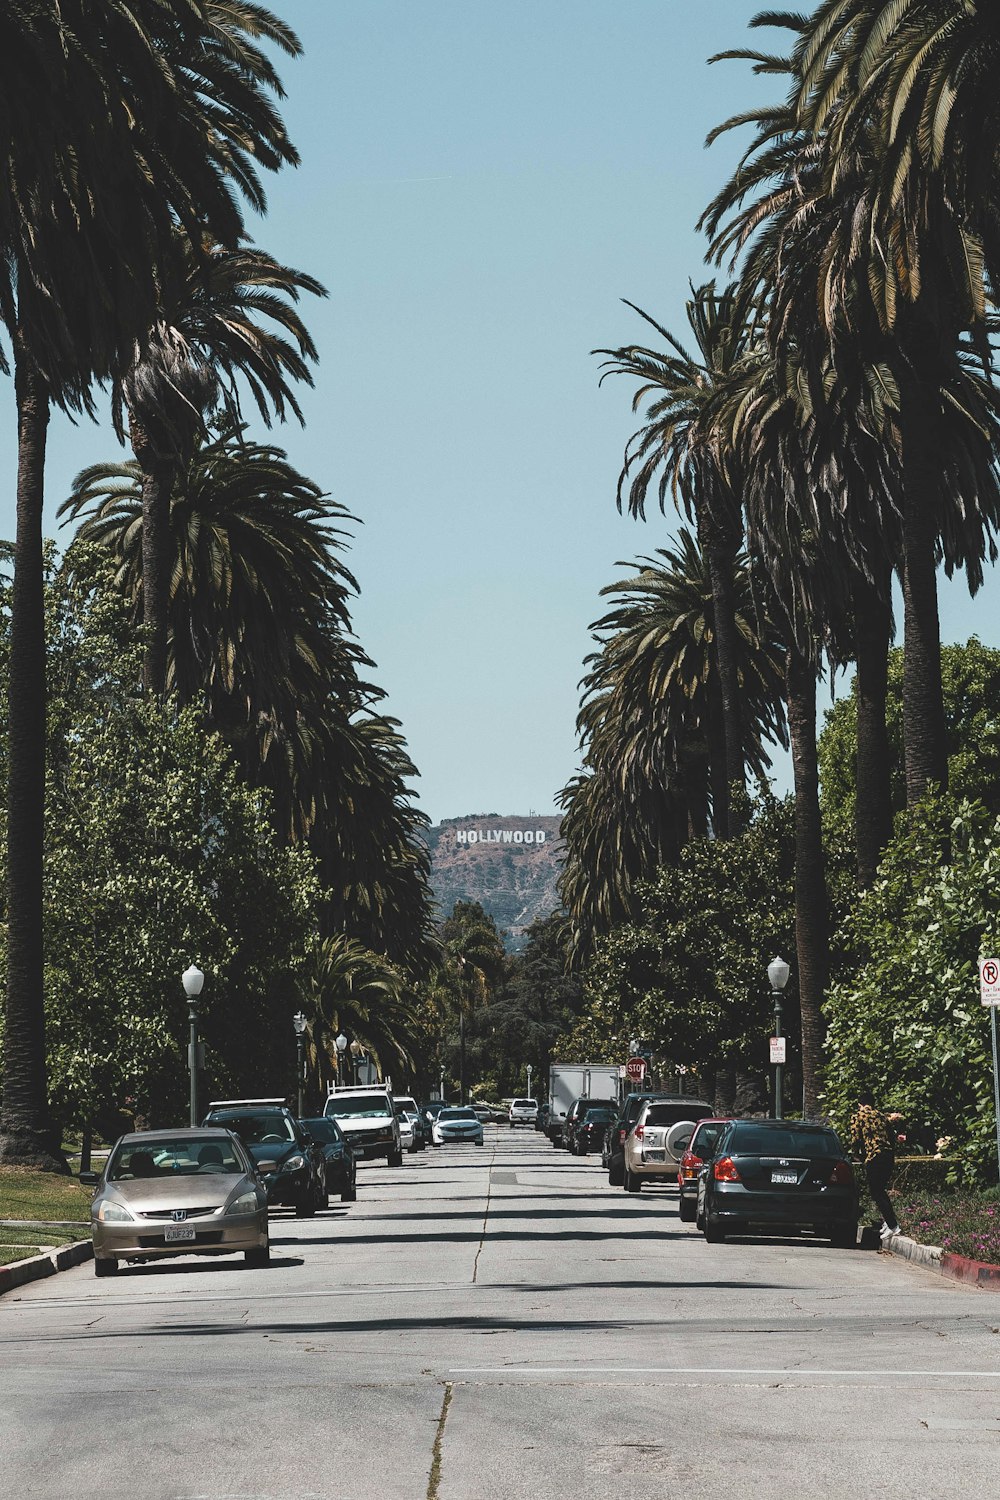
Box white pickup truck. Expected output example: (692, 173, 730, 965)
(324, 1085, 402, 1166)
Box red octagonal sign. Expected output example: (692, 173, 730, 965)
(625, 1057, 646, 1082)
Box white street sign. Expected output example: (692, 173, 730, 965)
(980, 958, 1000, 1007)
(769, 1037, 786, 1065)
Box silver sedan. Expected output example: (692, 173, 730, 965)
(82, 1127, 270, 1276)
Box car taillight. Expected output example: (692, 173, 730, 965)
(618, 1128, 626, 1144)
(634, 1125, 644, 1140)
(828, 1160, 854, 1185)
(713, 1157, 740, 1182)
(680, 1151, 702, 1171)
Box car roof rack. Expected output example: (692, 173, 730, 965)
(207, 1097, 289, 1109)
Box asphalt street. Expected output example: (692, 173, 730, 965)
(2, 1127, 1000, 1499)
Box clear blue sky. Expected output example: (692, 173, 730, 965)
(1, 2, 995, 823)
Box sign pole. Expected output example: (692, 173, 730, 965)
(992, 1005, 1000, 1188)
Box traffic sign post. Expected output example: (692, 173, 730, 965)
(979, 959, 1000, 1185)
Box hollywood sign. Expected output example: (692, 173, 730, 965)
(457, 829, 548, 845)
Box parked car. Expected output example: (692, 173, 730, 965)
(508, 1098, 538, 1128)
(696, 1118, 859, 1246)
(470, 1103, 492, 1124)
(324, 1085, 403, 1167)
(568, 1103, 616, 1155)
(558, 1096, 600, 1150)
(203, 1100, 326, 1217)
(604, 1092, 679, 1184)
(622, 1097, 714, 1192)
(677, 1117, 731, 1221)
(82, 1127, 270, 1276)
(394, 1095, 429, 1151)
(534, 1104, 551, 1134)
(432, 1107, 485, 1146)
(299, 1116, 357, 1203)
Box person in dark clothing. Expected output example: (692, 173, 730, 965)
(849, 1089, 900, 1239)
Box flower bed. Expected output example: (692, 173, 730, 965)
(894, 1189, 1000, 1265)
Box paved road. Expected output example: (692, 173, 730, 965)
(2, 1128, 999, 1499)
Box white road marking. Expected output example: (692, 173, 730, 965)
(448, 1365, 1000, 1379)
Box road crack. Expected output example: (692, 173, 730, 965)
(426, 1381, 453, 1500)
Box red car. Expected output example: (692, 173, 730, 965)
(677, 1117, 732, 1222)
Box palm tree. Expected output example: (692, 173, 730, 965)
(0, 0, 301, 1168)
(439, 903, 506, 1104)
(117, 235, 326, 697)
(595, 285, 758, 831)
(303, 936, 424, 1097)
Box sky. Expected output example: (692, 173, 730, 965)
(1, 2, 997, 825)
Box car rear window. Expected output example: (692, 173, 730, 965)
(688, 1122, 726, 1158)
(643, 1104, 713, 1127)
(512, 1099, 536, 1108)
(728, 1125, 842, 1156)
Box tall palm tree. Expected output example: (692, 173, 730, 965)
(0, 0, 301, 1168)
(117, 234, 326, 697)
(303, 935, 423, 1096)
(594, 285, 758, 831)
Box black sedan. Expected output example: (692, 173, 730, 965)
(300, 1116, 357, 1203)
(568, 1104, 616, 1155)
(696, 1119, 859, 1247)
(203, 1102, 326, 1218)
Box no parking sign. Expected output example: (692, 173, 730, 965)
(980, 958, 1000, 1006)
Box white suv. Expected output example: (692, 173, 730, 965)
(508, 1098, 538, 1128)
(324, 1086, 402, 1166)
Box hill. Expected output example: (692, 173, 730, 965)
(424, 814, 564, 950)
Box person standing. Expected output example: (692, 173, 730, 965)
(850, 1089, 900, 1240)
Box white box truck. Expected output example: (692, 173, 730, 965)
(548, 1063, 620, 1137)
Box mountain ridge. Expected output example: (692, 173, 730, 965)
(423, 813, 564, 950)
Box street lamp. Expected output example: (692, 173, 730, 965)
(292, 1011, 308, 1117)
(767, 955, 791, 1119)
(182, 964, 205, 1127)
(349, 1038, 363, 1084)
(526, 1063, 533, 1101)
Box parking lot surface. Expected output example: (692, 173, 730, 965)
(2, 1127, 998, 1498)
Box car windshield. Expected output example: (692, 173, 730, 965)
(326, 1095, 391, 1118)
(108, 1137, 244, 1180)
(728, 1125, 842, 1156)
(643, 1104, 711, 1127)
(301, 1118, 343, 1144)
(440, 1108, 476, 1120)
(207, 1112, 296, 1145)
(395, 1099, 418, 1114)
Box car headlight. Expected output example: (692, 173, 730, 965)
(226, 1191, 260, 1216)
(96, 1200, 134, 1223)
(281, 1154, 307, 1172)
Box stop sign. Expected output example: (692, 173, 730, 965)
(625, 1057, 646, 1082)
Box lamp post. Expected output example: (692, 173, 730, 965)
(767, 955, 791, 1119)
(526, 1063, 533, 1101)
(334, 1033, 348, 1092)
(349, 1038, 363, 1084)
(438, 1062, 445, 1103)
(182, 964, 205, 1127)
(293, 1011, 308, 1117)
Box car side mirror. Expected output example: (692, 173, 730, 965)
(257, 1158, 278, 1175)
(78, 1170, 99, 1186)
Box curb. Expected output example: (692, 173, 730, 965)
(887, 1232, 1000, 1289)
(0, 1239, 93, 1297)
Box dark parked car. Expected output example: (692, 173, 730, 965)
(559, 1096, 606, 1151)
(604, 1092, 691, 1186)
(300, 1116, 357, 1202)
(203, 1100, 326, 1218)
(696, 1119, 859, 1246)
(677, 1117, 731, 1221)
(568, 1103, 616, 1155)
(534, 1104, 551, 1134)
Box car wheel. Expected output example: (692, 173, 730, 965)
(93, 1256, 117, 1278)
(830, 1221, 858, 1250)
(388, 1149, 403, 1167)
(678, 1197, 696, 1223)
(295, 1191, 316, 1219)
(245, 1244, 270, 1267)
(608, 1164, 624, 1187)
(341, 1185, 357, 1202)
(624, 1167, 641, 1193)
(704, 1217, 726, 1243)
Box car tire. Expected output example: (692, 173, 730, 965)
(93, 1256, 118, 1278)
(609, 1164, 624, 1188)
(245, 1244, 270, 1267)
(704, 1217, 726, 1243)
(295, 1192, 316, 1219)
(830, 1221, 858, 1250)
(624, 1167, 641, 1193)
(678, 1197, 696, 1222)
(388, 1149, 403, 1167)
(341, 1185, 357, 1202)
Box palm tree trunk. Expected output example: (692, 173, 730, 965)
(705, 536, 747, 832)
(0, 347, 63, 1170)
(706, 668, 730, 838)
(129, 410, 174, 700)
(786, 647, 828, 1119)
(899, 385, 948, 806)
(853, 571, 894, 887)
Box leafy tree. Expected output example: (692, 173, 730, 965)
(488, 914, 586, 1099)
(434, 902, 506, 1103)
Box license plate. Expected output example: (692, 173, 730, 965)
(164, 1225, 196, 1242)
(643, 1149, 666, 1161)
(771, 1171, 798, 1185)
